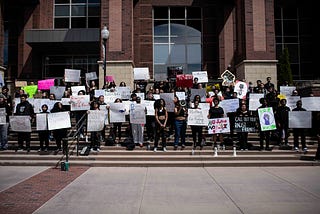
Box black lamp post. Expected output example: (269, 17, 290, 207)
(101, 25, 110, 86)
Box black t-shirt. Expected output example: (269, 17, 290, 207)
(209, 106, 224, 119)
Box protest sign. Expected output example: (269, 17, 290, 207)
(249, 93, 265, 111)
(280, 86, 296, 97)
(15, 81, 27, 87)
(258, 107, 276, 131)
(94, 89, 106, 98)
(104, 92, 121, 104)
(234, 116, 258, 132)
(87, 110, 105, 132)
(116, 87, 131, 100)
(301, 97, 320, 111)
(143, 100, 155, 116)
(0, 108, 6, 124)
(64, 69, 81, 82)
(36, 113, 48, 131)
(105, 75, 114, 82)
(234, 81, 248, 99)
(47, 111, 71, 130)
(134, 67, 149, 80)
(190, 88, 206, 102)
(9, 116, 32, 132)
(50, 86, 65, 100)
(221, 70, 235, 86)
(208, 118, 230, 134)
(85, 72, 98, 81)
(192, 71, 208, 83)
(187, 109, 208, 126)
(38, 79, 55, 90)
(220, 99, 239, 113)
(160, 93, 175, 112)
(289, 111, 312, 128)
(176, 74, 193, 88)
(130, 104, 146, 124)
(23, 85, 38, 98)
(71, 86, 86, 96)
(109, 103, 126, 123)
(70, 95, 90, 111)
(99, 104, 109, 125)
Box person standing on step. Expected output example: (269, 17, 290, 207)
(208, 98, 225, 150)
(88, 101, 102, 152)
(38, 104, 50, 152)
(50, 102, 68, 152)
(190, 99, 203, 155)
(174, 96, 187, 150)
(257, 97, 271, 151)
(292, 100, 308, 152)
(275, 98, 291, 146)
(153, 98, 168, 152)
(130, 96, 146, 148)
(236, 103, 250, 150)
(14, 94, 35, 152)
(0, 94, 10, 150)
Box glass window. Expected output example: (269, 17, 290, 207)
(154, 45, 169, 64)
(153, 7, 202, 76)
(55, 5, 70, 16)
(54, 18, 70, 28)
(55, 0, 70, 4)
(88, 17, 100, 28)
(71, 17, 86, 28)
(88, 4, 100, 16)
(72, 5, 86, 16)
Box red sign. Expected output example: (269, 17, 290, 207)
(176, 74, 193, 88)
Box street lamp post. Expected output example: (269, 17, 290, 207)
(101, 25, 110, 86)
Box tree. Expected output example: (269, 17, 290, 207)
(278, 46, 293, 86)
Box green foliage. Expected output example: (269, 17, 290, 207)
(278, 46, 293, 85)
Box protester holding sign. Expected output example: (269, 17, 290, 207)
(37, 104, 50, 152)
(50, 102, 68, 152)
(292, 100, 308, 152)
(275, 99, 291, 146)
(153, 99, 168, 152)
(257, 98, 271, 151)
(208, 98, 225, 150)
(236, 103, 250, 150)
(14, 94, 35, 152)
(190, 100, 204, 154)
(88, 101, 102, 152)
(0, 94, 10, 150)
(174, 96, 188, 150)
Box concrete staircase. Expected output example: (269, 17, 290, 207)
(1, 122, 319, 167)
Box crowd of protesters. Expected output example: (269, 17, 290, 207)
(0, 75, 319, 154)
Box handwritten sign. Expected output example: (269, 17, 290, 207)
(187, 109, 208, 126)
(36, 113, 48, 131)
(70, 95, 90, 111)
(64, 69, 81, 82)
(48, 111, 71, 130)
(130, 104, 146, 124)
(85, 72, 97, 81)
(105, 75, 114, 82)
(289, 111, 312, 128)
(38, 79, 55, 90)
(134, 67, 150, 80)
(50, 86, 65, 100)
(109, 103, 126, 123)
(208, 118, 230, 134)
(234, 81, 248, 99)
(221, 70, 235, 86)
(192, 71, 208, 83)
(249, 93, 265, 111)
(9, 116, 32, 132)
(87, 110, 105, 132)
(176, 74, 193, 88)
(234, 116, 258, 132)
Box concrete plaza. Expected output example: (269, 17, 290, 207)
(1, 166, 320, 214)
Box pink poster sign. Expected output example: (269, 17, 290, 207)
(105, 75, 114, 82)
(38, 79, 55, 90)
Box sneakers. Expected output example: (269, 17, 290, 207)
(181, 144, 186, 149)
(80, 134, 84, 139)
(174, 145, 178, 150)
(153, 147, 157, 152)
(163, 147, 167, 152)
(303, 147, 308, 152)
(17, 148, 24, 152)
(294, 147, 299, 152)
(191, 149, 195, 155)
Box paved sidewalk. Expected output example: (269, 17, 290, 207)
(1, 166, 320, 214)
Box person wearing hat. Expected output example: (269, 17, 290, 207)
(14, 94, 35, 152)
(0, 93, 10, 150)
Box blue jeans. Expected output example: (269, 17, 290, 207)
(0, 123, 8, 149)
(174, 120, 186, 146)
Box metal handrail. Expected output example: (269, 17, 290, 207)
(54, 112, 87, 169)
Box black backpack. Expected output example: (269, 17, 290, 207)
(123, 137, 135, 151)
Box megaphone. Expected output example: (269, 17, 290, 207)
(179, 100, 186, 107)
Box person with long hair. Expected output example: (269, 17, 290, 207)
(208, 98, 225, 150)
(190, 99, 203, 155)
(153, 98, 168, 152)
(174, 96, 187, 150)
(50, 102, 69, 152)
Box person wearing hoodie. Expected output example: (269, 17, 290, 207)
(14, 94, 35, 152)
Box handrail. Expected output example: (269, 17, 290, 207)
(54, 112, 87, 169)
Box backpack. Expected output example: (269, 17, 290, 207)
(123, 137, 135, 151)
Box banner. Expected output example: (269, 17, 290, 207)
(87, 110, 105, 132)
(187, 109, 208, 126)
(234, 116, 258, 132)
(38, 79, 55, 90)
(9, 116, 32, 132)
(48, 111, 71, 130)
(176, 74, 193, 88)
(258, 107, 276, 131)
(208, 118, 230, 134)
(64, 69, 81, 82)
(70, 95, 90, 111)
(109, 103, 126, 123)
(130, 104, 146, 124)
(289, 111, 312, 128)
(36, 113, 48, 131)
